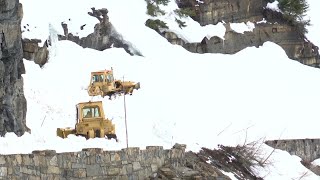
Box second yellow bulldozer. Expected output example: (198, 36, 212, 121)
(57, 101, 117, 141)
(87, 68, 140, 99)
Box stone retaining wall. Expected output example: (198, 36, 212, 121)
(0, 144, 186, 179)
(265, 139, 320, 162)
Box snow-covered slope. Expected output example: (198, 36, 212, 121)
(306, 0, 320, 47)
(1, 0, 320, 178)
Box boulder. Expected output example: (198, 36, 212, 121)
(22, 38, 49, 67)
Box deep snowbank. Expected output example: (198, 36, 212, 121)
(1, 0, 320, 178)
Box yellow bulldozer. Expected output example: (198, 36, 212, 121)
(56, 101, 117, 141)
(87, 69, 140, 99)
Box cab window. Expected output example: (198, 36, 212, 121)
(106, 74, 114, 83)
(83, 106, 101, 118)
(92, 75, 104, 82)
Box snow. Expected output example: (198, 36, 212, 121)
(156, 0, 226, 42)
(22, 1, 97, 41)
(266, 1, 281, 12)
(312, 159, 320, 167)
(255, 144, 319, 180)
(306, 0, 320, 47)
(220, 170, 238, 180)
(257, 18, 268, 24)
(230, 21, 255, 34)
(2, 0, 320, 179)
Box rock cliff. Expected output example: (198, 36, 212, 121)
(58, 8, 142, 57)
(168, 0, 320, 67)
(0, 0, 29, 136)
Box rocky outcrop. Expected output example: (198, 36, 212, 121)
(22, 38, 49, 67)
(0, 0, 29, 136)
(58, 8, 142, 56)
(175, 0, 266, 25)
(168, 0, 320, 67)
(162, 31, 185, 46)
(150, 144, 231, 179)
(196, 0, 266, 26)
(183, 20, 319, 67)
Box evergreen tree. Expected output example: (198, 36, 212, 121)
(174, 8, 196, 18)
(145, 19, 169, 32)
(155, 0, 170, 6)
(175, 18, 187, 28)
(275, 0, 310, 34)
(145, 0, 168, 16)
(278, 0, 309, 21)
(147, 2, 165, 16)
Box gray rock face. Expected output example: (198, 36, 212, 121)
(197, 0, 266, 25)
(265, 139, 320, 162)
(183, 21, 319, 66)
(172, 0, 320, 68)
(0, 0, 29, 136)
(58, 8, 142, 56)
(22, 38, 49, 67)
(176, 0, 266, 24)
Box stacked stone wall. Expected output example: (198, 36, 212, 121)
(0, 145, 186, 179)
(265, 139, 320, 162)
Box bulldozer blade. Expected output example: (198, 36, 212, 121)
(134, 82, 140, 90)
(106, 134, 118, 142)
(57, 128, 76, 138)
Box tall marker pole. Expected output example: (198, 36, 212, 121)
(123, 76, 129, 148)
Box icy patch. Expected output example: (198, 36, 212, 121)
(266, 1, 281, 12)
(257, 18, 268, 24)
(312, 158, 320, 166)
(220, 170, 238, 180)
(230, 22, 255, 34)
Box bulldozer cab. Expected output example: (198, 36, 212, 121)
(77, 101, 105, 122)
(87, 68, 140, 99)
(57, 101, 117, 140)
(90, 70, 115, 85)
(88, 70, 117, 98)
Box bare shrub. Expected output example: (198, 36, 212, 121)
(198, 138, 274, 180)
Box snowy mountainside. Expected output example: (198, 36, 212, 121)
(1, 0, 320, 179)
(16, 0, 320, 158)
